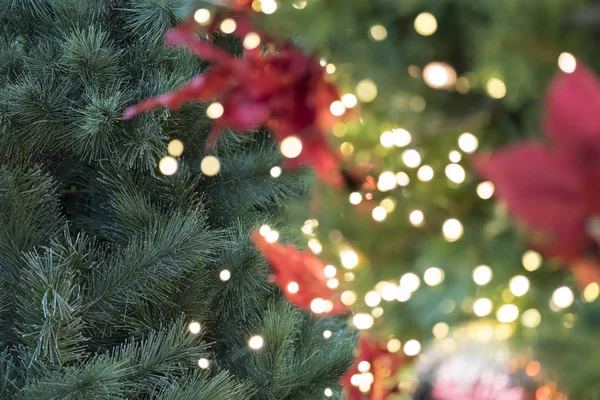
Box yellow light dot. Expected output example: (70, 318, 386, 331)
(341, 290, 357, 306)
(449, 150, 462, 163)
(502, 289, 515, 303)
(287, 281, 299, 294)
(260, 0, 278, 14)
(340, 249, 359, 269)
(404, 339, 421, 356)
(458, 132, 479, 153)
(473, 265, 492, 285)
(455, 77, 470, 93)
(377, 171, 397, 191)
(409, 210, 424, 227)
(380, 198, 396, 213)
(551, 286, 574, 309)
(372, 206, 387, 222)
(219, 269, 231, 281)
(308, 238, 322, 254)
(310, 298, 327, 314)
(344, 272, 355, 282)
(396, 172, 410, 186)
(159, 156, 178, 176)
(243, 32, 261, 50)
(206, 102, 224, 119)
(323, 330, 332, 339)
(370, 25, 388, 41)
(324, 265, 337, 278)
(521, 309, 541, 328)
(188, 321, 201, 334)
(432, 322, 449, 338)
(292, 0, 306, 9)
(387, 338, 401, 353)
(486, 78, 507, 99)
(477, 181, 495, 199)
(400, 272, 420, 292)
(358, 361, 371, 372)
(270, 166, 282, 178)
(414, 12, 437, 36)
(509, 275, 530, 297)
(198, 358, 210, 369)
(324, 388, 333, 397)
(325, 63, 336, 74)
(558, 52, 577, 73)
(220, 18, 237, 34)
(402, 149, 421, 168)
(396, 286, 411, 302)
(584, 282, 600, 302)
(259, 225, 271, 236)
(353, 313, 374, 330)
(341, 93, 357, 108)
(248, 335, 264, 350)
(522, 250, 542, 272)
(280, 136, 303, 158)
(423, 62, 457, 89)
(417, 165, 434, 181)
(332, 122, 347, 137)
(380, 282, 398, 301)
(326, 278, 339, 289)
(497, 304, 519, 323)
(445, 163, 466, 184)
(349, 192, 362, 205)
(393, 128, 412, 147)
(380, 131, 395, 148)
(356, 79, 378, 102)
(473, 298, 493, 317)
(340, 141, 354, 156)
(168, 139, 184, 157)
(424, 267, 444, 286)
(265, 230, 279, 243)
(194, 8, 211, 25)
(200, 155, 221, 176)
(442, 218, 463, 241)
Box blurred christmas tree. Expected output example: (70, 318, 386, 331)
(0, 0, 355, 398)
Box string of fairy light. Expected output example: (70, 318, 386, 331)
(150, 2, 597, 397)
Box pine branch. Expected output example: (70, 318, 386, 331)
(121, 0, 188, 46)
(156, 370, 254, 400)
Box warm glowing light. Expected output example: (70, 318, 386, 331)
(521, 309, 541, 328)
(280, 136, 303, 158)
(473, 265, 492, 285)
(417, 165, 434, 181)
(325, 63, 336, 74)
(365, 291, 382, 307)
(402, 149, 421, 168)
(159, 156, 178, 176)
(188, 321, 201, 334)
(340, 141, 354, 156)
(456, 77, 470, 93)
(370, 25, 387, 41)
(197, 357, 210, 369)
(552, 287, 574, 309)
(442, 219, 463, 241)
(259, 225, 271, 237)
(270, 166, 282, 178)
(445, 163, 466, 184)
(220, 18, 237, 34)
(558, 52, 577, 73)
(168, 139, 184, 156)
(584, 282, 600, 303)
(509, 275, 530, 297)
(496, 304, 519, 323)
(432, 322, 449, 338)
(449, 150, 462, 163)
(324, 388, 333, 397)
(356, 79, 378, 102)
(327, 278, 339, 289)
(423, 62, 457, 89)
(243, 32, 261, 50)
(260, 0, 278, 14)
(404, 339, 421, 356)
(341, 93, 357, 108)
(380, 198, 396, 212)
(396, 172, 410, 186)
(201, 156, 221, 176)
(377, 171, 398, 192)
(380, 282, 398, 301)
(393, 128, 412, 147)
(396, 286, 411, 302)
(400, 273, 420, 292)
(341, 249, 359, 269)
(324, 265, 337, 278)
(248, 335, 264, 349)
(380, 131, 395, 148)
(310, 298, 327, 314)
(265, 230, 279, 243)
(308, 238, 322, 254)
(473, 298, 493, 317)
(358, 361, 371, 372)
(414, 12, 437, 36)
(372, 206, 387, 222)
(349, 192, 362, 205)
(410, 96, 426, 112)
(458, 132, 479, 153)
(206, 102, 224, 119)
(219, 269, 231, 281)
(409, 210, 424, 227)
(424, 267, 444, 286)
(477, 181, 495, 199)
(292, 0, 307, 9)
(486, 78, 507, 99)
(341, 290, 357, 305)
(387, 338, 401, 353)
(344, 272, 355, 282)
(287, 281, 299, 294)
(353, 313, 374, 330)
(330, 100, 346, 116)
(194, 8, 211, 24)
(323, 330, 332, 339)
(522, 250, 542, 271)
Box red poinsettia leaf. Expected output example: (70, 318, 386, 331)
(251, 231, 347, 315)
(544, 63, 600, 155)
(571, 259, 600, 288)
(474, 143, 587, 259)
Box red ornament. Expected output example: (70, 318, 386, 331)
(123, 16, 346, 187)
(341, 336, 404, 400)
(251, 231, 347, 315)
(475, 63, 600, 282)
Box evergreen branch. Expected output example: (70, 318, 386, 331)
(121, 0, 188, 46)
(156, 370, 254, 400)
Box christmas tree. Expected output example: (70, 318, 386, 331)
(0, 1, 355, 398)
